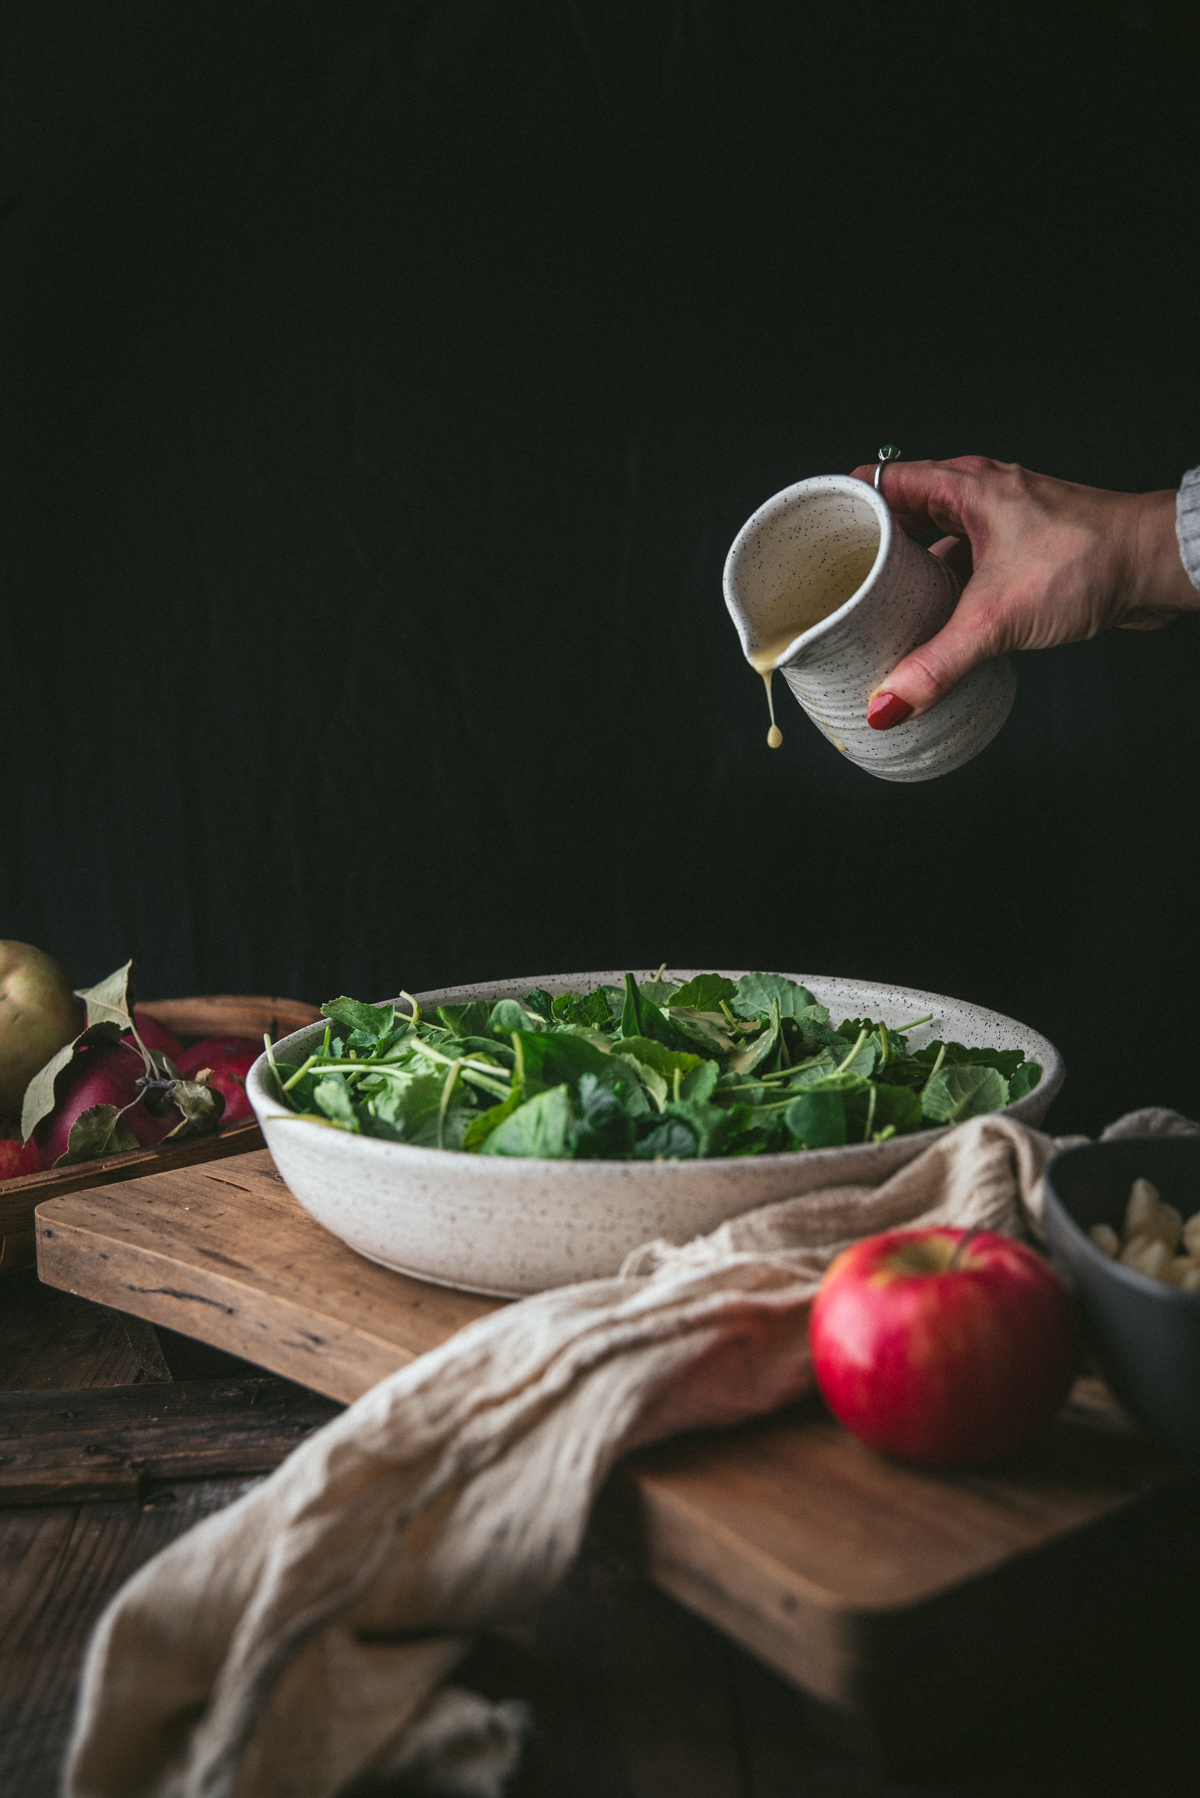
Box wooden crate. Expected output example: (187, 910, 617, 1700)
(0, 995, 319, 1272)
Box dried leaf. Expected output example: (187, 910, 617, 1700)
(21, 1040, 79, 1142)
(74, 961, 137, 1035)
(162, 1079, 226, 1140)
(55, 1103, 140, 1166)
(20, 1020, 123, 1142)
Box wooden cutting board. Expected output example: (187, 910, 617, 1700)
(34, 1152, 1194, 1758)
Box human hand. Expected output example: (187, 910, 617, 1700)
(848, 456, 1200, 728)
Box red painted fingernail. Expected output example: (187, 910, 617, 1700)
(867, 692, 914, 731)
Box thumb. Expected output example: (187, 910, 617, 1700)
(867, 579, 1004, 727)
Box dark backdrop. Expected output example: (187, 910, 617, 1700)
(1, 0, 1197, 1135)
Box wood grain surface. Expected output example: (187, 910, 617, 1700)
(37, 1151, 499, 1397)
(136, 994, 320, 1043)
(0, 1271, 149, 1392)
(0, 1377, 343, 1506)
(35, 1149, 1195, 1723)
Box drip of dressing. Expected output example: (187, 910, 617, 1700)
(746, 544, 877, 749)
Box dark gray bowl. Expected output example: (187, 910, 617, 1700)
(1043, 1136, 1200, 1467)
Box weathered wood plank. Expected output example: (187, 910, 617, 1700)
(0, 1271, 147, 1392)
(37, 1152, 498, 1398)
(0, 1377, 342, 1505)
(137, 995, 319, 1042)
(0, 1477, 252, 1798)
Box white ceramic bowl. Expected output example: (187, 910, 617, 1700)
(247, 970, 1063, 1298)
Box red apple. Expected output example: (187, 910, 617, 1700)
(175, 1037, 259, 1125)
(809, 1227, 1077, 1467)
(0, 1136, 43, 1181)
(33, 1040, 176, 1168)
(128, 1009, 185, 1063)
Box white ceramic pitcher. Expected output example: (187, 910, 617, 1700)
(723, 475, 1015, 781)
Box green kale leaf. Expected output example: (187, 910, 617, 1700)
(921, 1064, 1010, 1124)
(785, 1088, 847, 1148)
(488, 999, 538, 1036)
(1007, 1060, 1042, 1102)
(915, 1041, 1026, 1080)
(669, 973, 738, 1011)
(437, 1001, 495, 1037)
(573, 1074, 638, 1159)
(732, 972, 818, 1020)
(320, 997, 395, 1043)
(481, 1084, 574, 1158)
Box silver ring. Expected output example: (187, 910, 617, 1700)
(874, 444, 901, 491)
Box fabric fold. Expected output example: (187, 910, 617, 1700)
(65, 1108, 1198, 1798)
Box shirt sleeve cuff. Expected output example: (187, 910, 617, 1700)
(1176, 466, 1200, 593)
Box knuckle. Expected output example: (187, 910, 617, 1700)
(901, 648, 953, 701)
(947, 455, 997, 478)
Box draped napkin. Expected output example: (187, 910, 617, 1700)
(65, 1108, 1197, 1798)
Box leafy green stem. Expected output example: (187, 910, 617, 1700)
(437, 1060, 461, 1149)
(281, 1055, 320, 1092)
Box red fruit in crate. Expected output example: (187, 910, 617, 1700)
(0, 1136, 43, 1181)
(175, 1037, 259, 1125)
(34, 1040, 176, 1169)
(127, 1009, 185, 1062)
(809, 1227, 1078, 1468)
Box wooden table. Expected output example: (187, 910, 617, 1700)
(31, 1149, 1199, 1771)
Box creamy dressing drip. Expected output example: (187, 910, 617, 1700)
(746, 543, 877, 748)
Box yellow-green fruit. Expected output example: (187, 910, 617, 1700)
(0, 941, 86, 1121)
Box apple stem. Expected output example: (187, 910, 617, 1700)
(947, 1226, 982, 1271)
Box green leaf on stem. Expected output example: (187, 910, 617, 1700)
(921, 1064, 1009, 1124)
(73, 962, 136, 1035)
(669, 973, 737, 1011)
(481, 1084, 574, 1158)
(732, 972, 817, 1021)
(1007, 1060, 1042, 1102)
(321, 996, 395, 1042)
(54, 1103, 140, 1166)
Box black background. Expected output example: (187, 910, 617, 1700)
(1, 0, 1197, 1137)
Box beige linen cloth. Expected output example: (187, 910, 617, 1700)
(66, 1108, 1198, 1798)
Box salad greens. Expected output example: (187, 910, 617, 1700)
(265, 972, 1041, 1162)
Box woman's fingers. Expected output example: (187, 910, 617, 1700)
(847, 459, 1197, 727)
(849, 462, 937, 535)
(850, 457, 992, 539)
(929, 533, 974, 586)
(867, 577, 1009, 726)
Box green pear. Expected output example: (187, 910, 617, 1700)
(0, 941, 86, 1122)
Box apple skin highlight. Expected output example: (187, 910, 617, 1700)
(809, 1228, 1078, 1468)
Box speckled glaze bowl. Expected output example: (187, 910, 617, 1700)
(246, 970, 1063, 1298)
(724, 475, 1016, 781)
